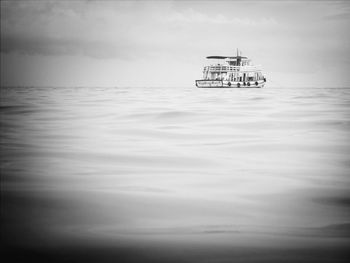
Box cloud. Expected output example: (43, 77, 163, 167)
(167, 8, 278, 27)
(324, 12, 350, 21)
(0, 1, 138, 59)
(0, 1, 279, 60)
(1, 0, 350, 87)
(0, 1, 187, 59)
(1, 35, 136, 59)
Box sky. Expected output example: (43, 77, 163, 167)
(1, 0, 350, 88)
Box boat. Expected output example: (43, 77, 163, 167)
(195, 50, 266, 88)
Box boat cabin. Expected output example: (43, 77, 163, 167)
(196, 50, 266, 88)
(203, 57, 264, 83)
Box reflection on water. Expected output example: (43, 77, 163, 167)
(1, 86, 350, 262)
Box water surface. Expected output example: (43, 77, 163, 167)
(1, 86, 350, 262)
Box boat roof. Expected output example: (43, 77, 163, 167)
(206, 56, 248, 59)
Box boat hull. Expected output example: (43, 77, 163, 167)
(196, 80, 265, 88)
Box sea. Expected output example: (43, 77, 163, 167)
(1, 86, 350, 262)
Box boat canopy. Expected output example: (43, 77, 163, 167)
(206, 56, 247, 59)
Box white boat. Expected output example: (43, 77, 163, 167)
(196, 50, 266, 88)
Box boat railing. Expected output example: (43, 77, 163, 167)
(204, 65, 261, 72)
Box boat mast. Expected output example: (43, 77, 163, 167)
(237, 48, 241, 66)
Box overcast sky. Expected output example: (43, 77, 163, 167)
(1, 0, 350, 88)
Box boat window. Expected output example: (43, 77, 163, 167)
(248, 72, 254, 81)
